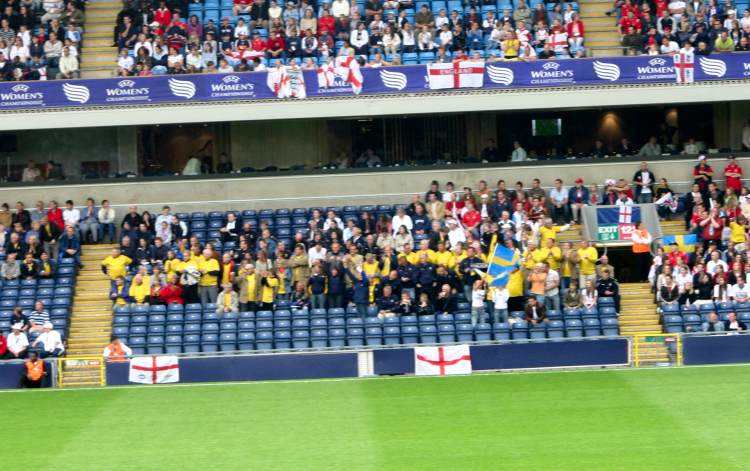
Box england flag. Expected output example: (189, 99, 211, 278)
(129, 356, 180, 384)
(427, 61, 485, 90)
(674, 51, 694, 84)
(414, 345, 473, 376)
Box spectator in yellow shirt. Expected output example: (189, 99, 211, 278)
(260, 270, 279, 310)
(576, 239, 599, 287)
(237, 263, 260, 312)
(128, 273, 151, 305)
(198, 248, 220, 305)
(538, 218, 570, 247)
(101, 247, 132, 291)
(543, 238, 562, 271)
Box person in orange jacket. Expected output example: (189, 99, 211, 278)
(19, 351, 45, 388)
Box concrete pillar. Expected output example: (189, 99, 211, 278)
(713, 103, 731, 150)
(116, 126, 138, 175)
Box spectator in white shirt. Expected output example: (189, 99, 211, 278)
(731, 278, 750, 303)
(323, 210, 344, 231)
(447, 218, 466, 248)
(117, 47, 134, 76)
(308, 240, 328, 266)
(32, 322, 65, 357)
(659, 36, 680, 54)
(332, 0, 350, 18)
(511, 141, 528, 162)
(6, 323, 29, 358)
(98, 199, 116, 243)
(62, 199, 80, 229)
(706, 251, 729, 275)
(391, 207, 413, 236)
(549, 179, 569, 223)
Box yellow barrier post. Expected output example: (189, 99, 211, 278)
(57, 356, 106, 388)
(632, 333, 682, 367)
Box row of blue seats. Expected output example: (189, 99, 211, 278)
(128, 319, 617, 354)
(0, 278, 74, 289)
(116, 316, 619, 337)
(661, 302, 750, 314)
(1, 287, 72, 299)
(664, 312, 750, 332)
(0, 308, 69, 319)
(0, 298, 71, 309)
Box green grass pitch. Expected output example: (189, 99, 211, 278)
(2, 365, 749, 470)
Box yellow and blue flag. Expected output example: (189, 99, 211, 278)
(663, 234, 697, 253)
(487, 270, 511, 288)
(487, 245, 520, 277)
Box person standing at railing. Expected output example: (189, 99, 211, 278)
(632, 221, 653, 283)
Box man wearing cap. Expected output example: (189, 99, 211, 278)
(446, 218, 466, 249)
(32, 322, 65, 358)
(724, 155, 743, 194)
(6, 323, 29, 359)
(568, 178, 590, 224)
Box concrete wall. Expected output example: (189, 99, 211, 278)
(0, 155, 745, 217)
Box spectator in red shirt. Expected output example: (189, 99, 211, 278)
(159, 274, 184, 304)
(0, 330, 7, 359)
(724, 155, 743, 194)
(154, 1, 171, 29)
(318, 10, 335, 35)
(700, 207, 723, 249)
(461, 201, 481, 237)
(46, 201, 64, 231)
(267, 31, 286, 58)
(667, 243, 688, 267)
(620, 0, 640, 18)
(618, 11, 641, 36)
(693, 155, 713, 193)
(233, 0, 253, 15)
(249, 31, 267, 58)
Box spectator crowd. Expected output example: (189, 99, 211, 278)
(0, 0, 84, 80)
(113, 0, 590, 76)
(615, 0, 750, 55)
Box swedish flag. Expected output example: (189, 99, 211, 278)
(663, 234, 697, 253)
(487, 245, 520, 277)
(487, 270, 511, 288)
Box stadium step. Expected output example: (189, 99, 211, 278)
(618, 282, 661, 338)
(577, 0, 621, 54)
(65, 245, 115, 365)
(659, 219, 687, 237)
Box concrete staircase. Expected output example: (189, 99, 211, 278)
(557, 223, 584, 244)
(61, 244, 115, 387)
(578, 0, 624, 57)
(619, 282, 670, 364)
(80, 1, 120, 78)
(659, 219, 687, 237)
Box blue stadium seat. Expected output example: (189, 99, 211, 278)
(129, 336, 146, 355)
(183, 334, 200, 353)
(293, 330, 311, 349)
(602, 318, 619, 336)
(493, 322, 510, 340)
(147, 335, 165, 354)
(167, 324, 183, 334)
(419, 325, 437, 343)
(219, 332, 237, 351)
(664, 315, 683, 333)
(511, 321, 529, 340)
(438, 324, 456, 343)
(347, 327, 364, 346)
(529, 324, 546, 339)
(201, 334, 219, 352)
(401, 325, 419, 344)
(255, 331, 273, 350)
(437, 313, 454, 326)
(365, 326, 383, 346)
(565, 319, 583, 337)
(274, 330, 292, 349)
(583, 319, 601, 337)
(329, 328, 346, 347)
(166, 335, 183, 353)
(384, 326, 401, 345)
(547, 320, 565, 339)
(238, 332, 255, 350)
(311, 329, 328, 348)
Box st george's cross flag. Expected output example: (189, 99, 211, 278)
(414, 345, 472, 376)
(674, 51, 694, 84)
(129, 355, 180, 384)
(427, 61, 485, 89)
(335, 55, 364, 94)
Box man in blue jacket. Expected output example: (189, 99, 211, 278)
(58, 225, 81, 268)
